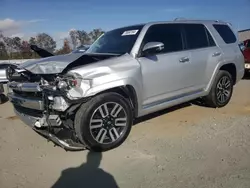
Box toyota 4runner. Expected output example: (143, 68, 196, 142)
(6, 19, 245, 152)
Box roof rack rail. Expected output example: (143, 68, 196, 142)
(174, 17, 187, 21)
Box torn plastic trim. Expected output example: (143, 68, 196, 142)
(33, 128, 86, 151)
(13, 99, 86, 151)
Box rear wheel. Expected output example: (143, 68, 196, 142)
(75, 92, 133, 152)
(204, 70, 233, 108)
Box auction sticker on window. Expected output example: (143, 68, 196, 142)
(122, 30, 138, 36)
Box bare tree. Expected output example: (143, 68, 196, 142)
(56, 38, 72, 55)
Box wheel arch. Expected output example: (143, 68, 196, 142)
(205, 62, 237, 93)
(219, 63, 236, 84)
(85, 79, 141, 118)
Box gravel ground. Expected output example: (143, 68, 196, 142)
(1, 79, 250, 188)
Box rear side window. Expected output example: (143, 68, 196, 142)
(213, 24, 236, 44)
(142, 24, 183, 54)
(183, 24, 212, 50)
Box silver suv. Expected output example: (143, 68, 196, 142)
(6, 20, 245, 152)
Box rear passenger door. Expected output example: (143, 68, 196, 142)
(182, 23, 222, 88)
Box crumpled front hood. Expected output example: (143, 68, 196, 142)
(18, 53, 84, 74)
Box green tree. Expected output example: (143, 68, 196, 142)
(3, 37, 13, 58)
(36, 33, 56, 53)
(78, 30, 91, 45)
(89, 29, 105, 43)
(12, 37, 21, 51)
(29, 37, 36, 45)
(0, 41, 8, 60)
(28, 37, 38, 58)
(11, 37, 22, 59)
(20, 41, 32, 59)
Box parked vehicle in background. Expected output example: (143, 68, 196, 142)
(0, 62, 19, 103)
(0, 63, 19, 83)
(242, 39, 250, 72)
(6, 19, 244, 152)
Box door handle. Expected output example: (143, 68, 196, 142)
(212, 52, 221, 57)
(179, 57, 189, 63)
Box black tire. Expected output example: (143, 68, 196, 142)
(204, 70, 234, 108)
(74, 92, 133, 152)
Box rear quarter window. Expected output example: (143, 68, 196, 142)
(213, 24, 237, 44)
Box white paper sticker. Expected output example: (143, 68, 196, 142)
(122, 30, 138, 36)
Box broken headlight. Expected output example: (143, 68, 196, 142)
(57, 72, 91, 99)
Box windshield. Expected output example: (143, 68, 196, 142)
(86, 25, 144, 55)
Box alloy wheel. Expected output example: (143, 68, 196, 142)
(216, 76, 232, 104)
(89, 102, 128, 144)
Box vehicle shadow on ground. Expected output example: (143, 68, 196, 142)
(51, 151, 119, 188)
(242, 73, 250, 80)
(0, 94, 9, 104)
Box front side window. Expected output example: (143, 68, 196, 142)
(86, 25, 143, 55)
(183, 24, 210, 49)
(141, 24, 183, 55)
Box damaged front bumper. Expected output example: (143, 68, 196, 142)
(14, 107, 86, 151)
(7, 81, 88, 151)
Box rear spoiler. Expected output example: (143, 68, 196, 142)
(30, 45, 54, 58)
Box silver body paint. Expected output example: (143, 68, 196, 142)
(8, 19, 245, 123)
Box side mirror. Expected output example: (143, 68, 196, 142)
(142, 42, 164, 56)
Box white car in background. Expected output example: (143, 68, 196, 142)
(0, 62, 19, 83)
(0, 62, 19, 103)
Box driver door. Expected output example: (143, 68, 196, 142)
(137, 23, 191, 107)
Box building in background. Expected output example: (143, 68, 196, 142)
(238, 29, 250, 42)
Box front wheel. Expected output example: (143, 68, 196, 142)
(204, 70, 234, 108)
(74, 92, 133, 152)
